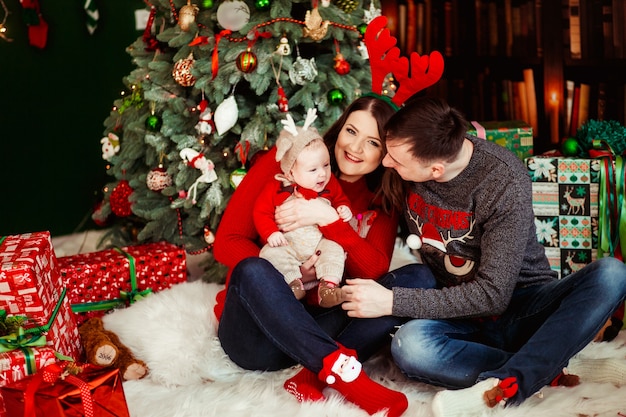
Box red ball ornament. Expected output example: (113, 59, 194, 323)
(237, 49, 258, 73)
(110, 180, 133, 217)
(333, 53, 351, 75)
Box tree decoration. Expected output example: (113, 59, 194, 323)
(172, 53, 196, 87)
(275, 35, 290, 55)
(178, 0, 199, 31)
(110, 180, 133, 217)
(327, 88, 345, 105)
(333, 41, 350, 75)
(0, 0, 13, 42)
(277, 86, 289, 112)
(230, 141, 250, 189)
(574, 119, 626, 156)
(195, 96, 215, 136)
(147, 164, 173, 192)
(254, 0, 270, 10)
(236, 48, 258, 73)
(213, 95, 239, 135)
(180, 148, 218, 204)
(20, 0, 48, 48)
(289, 43, 318, 85)
(334, 0, 359, 14)
(204, 226, 215, 245)
(216, 0, 250, 31)
(84, 0, 99, 35)
(145, 102, 162, 132)
(561, 137, 580, 157)
(199, 0, 213, 9)
(101, 132, 120, 161)
(303, 7, 329, 41)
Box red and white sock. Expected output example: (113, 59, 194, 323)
(432, 377, 518, 417)
(284, 367, 326, 402)
(318, 347, 408, 417)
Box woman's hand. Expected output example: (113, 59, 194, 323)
(275, 197, 339, 232)
(341, 278, 393, 318)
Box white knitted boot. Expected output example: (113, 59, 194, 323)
(567, 357, 626, 386)
(432, 377, 518, 417)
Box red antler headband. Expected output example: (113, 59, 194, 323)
(365, 15, 445, 107)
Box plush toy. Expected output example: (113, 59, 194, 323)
(78, 317, 148, 380)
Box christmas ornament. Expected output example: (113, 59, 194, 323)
(363, 1, 382, 23)
(357, 23, 367, 36)
(200, 0, 213, 9)
(275, 36, 290, 55)
(289, 43, 318, 85)
(100, 132, 120, 161)
(147, 164, 173, 192)
(303, 7, 328, 41)
(0, 0, 13, 42)
(230, 167, 247, 189)
(204, 226, 216, 244)
(172, 53, 196, 87)
(254, 0, 270, 10)
(321, 0, 330, 6)
(216, 0, 250, 31)
(406, 234, 422, 250)
(236, 48, 258, 73)
(180, 148, 218, 204)
(110, 180, 133, 217)
(92, 200, 108, 227)
(20, 0, 48, 48)
(334, 0, 359, 14)
(195, 98, 215, 135)
(214, 95, 239, 135)
(277, 86, 289, 112)
(327, 88, 345, 105)
(84, 0, 98, 35)
(230, 140, 250, 189)
(178, 0, 199, 32)
(145, 107, 163, 132)
(333, 53, 350, 75)
(562, 137, 580, 156)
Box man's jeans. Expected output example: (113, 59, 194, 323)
(390, 256, 626, 404)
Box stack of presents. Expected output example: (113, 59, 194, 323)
(0, 232, 187, 416)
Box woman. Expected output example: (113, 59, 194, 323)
(213, 96, 433, 417)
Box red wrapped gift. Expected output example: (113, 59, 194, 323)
(0, 346, 57, 388)
(58, 242, 187, 325)
(1, 362, 130, 417)
(0, 233, 82, 360)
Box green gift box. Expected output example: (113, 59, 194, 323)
(468, 120, 533, 160)
(526, 156, 600, 278)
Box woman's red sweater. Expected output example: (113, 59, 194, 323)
(212, 147, 399, 319)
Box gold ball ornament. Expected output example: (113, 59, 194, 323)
(172, 53, 196, 87)
(178, 1, 199, 31)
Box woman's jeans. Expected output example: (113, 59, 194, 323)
(390, 256, 626, 405)
(218, 258, 436, 373)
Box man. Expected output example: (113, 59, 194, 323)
(341, 96, 626, 416)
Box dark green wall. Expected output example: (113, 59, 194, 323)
(0, 0, 143, 237)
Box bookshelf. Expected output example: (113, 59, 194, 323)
(379, 0, 626, 155)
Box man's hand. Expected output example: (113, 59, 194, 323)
(341, 278, 393, 318)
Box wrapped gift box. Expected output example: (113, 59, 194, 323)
(1, 363, 130, 417)
(0, 346, 57, 388)
(526, 156, 600, 278)
(468, 120, 534, 160)
(0, 232, 82, 360)
(58, 241, 187, 324)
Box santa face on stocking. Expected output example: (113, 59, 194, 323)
(330, 353, 361, 383)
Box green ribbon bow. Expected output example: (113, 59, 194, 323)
(592, 139, 626, 261)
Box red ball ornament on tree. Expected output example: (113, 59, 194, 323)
(237, 49, 258, 73)
(110, 180, 133, 217)
(333, 53, 351, 75)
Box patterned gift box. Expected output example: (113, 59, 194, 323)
(468, 120, 534, 160)
(58, 241, 187, 325)
(0, 346, 57, 388)
(526, 156, 601, 278)
(0, 232, 82, 360)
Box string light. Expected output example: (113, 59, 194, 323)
(0, 0, 13, 42)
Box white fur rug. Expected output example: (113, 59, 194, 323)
(101, 281, 626, 417)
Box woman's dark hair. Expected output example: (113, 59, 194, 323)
(323, 95, 403, 213)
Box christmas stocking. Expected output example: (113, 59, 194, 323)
(284, 367, 326, 402)
(20, 0, 48, 48)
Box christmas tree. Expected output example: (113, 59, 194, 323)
(92, 0, 387, 280)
